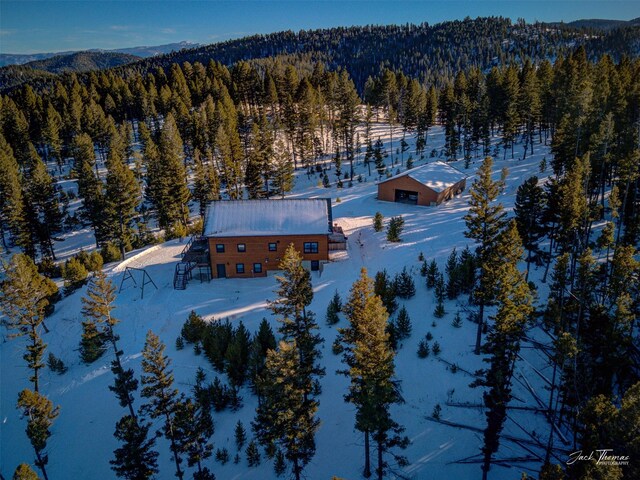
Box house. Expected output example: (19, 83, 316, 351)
(377, 161, 467, 206)
(203, 198, 334, 278)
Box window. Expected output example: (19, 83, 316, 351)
(268, 242, 277, 252)
(215, 244, 225, 253)
(253, 263, 262, 273)
(236, 263, 245, 274)
(303, 242, 319, 254)
(237, 243, 246, 252)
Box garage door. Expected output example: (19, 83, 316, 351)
(394, 189, 418, 205)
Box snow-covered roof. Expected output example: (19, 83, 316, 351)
(378, 161, 467, 193)
(204, 199, 332, 237)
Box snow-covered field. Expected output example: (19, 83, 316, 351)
(1, 126, 560, 479)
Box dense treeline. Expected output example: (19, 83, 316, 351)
(1, 44, 638, 261)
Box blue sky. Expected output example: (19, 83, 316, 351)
(1, 0, 638, 54)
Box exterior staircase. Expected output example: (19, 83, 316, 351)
(173, 236, 211, 289)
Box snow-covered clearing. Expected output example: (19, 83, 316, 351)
(1, 125, 560, 479)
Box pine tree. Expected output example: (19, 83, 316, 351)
(0, 134, 30, 255)
(514, 176, 545, 279)
(105, 131, 141, 260)
(246, 440, 261, 467)
(273, 450, 287, 476)
(16, 389, 59, 480)
(519, 60, 541, 159)
(246, 123, 265, 198)
(394, 267, 415, 299)
(555, 155, 590, 254)
(463, 156, 507, 354)
(13, 463, 40, 480)
(82, 271, 139, 418)
(269, 244, 324, 399)
(272, 138, 294, 198)
(24, 150, 63, 259)
(395, 305, 412, 340)
(445, 248, 460, 299)
(192, 149, 219, 218)
(225, 321, 251, 388)
(173, 398, 215, 480)
(373, 138, 385, 176)
(386, 216, 404, 242)
(373, 212, 384, 232)
(420, 260, 428, 277)
(441, 81, 458, 159)
(46, 352, 67, 374)
(253, 341, 319, 480)
(235, 420, 247, 451)
(336, 70, 360, 179)
(374, 269, 398, 315)
(458, 247, 477, 294)
(181, 310, 207, 344)
(364, 139, 374, 176)
(474, 222, 532, 480)
(140, 330, 185, 480)
(248, 318, 277, 399)
(61, 257, 88, 294)
(326, 290, 342, 325)
(338, 268, 408, 479)
(155, 113, 190, 231)
(73, 133, 105, 246)
(110, 415, 159, 480)
(215, 447, 229, 465)
(333, 150, 343, 186)
(42, 102, 62, 169)
(0, 254, 58, 392)
(426, 260, 439, 289)
(79, 318, 106, 363)
(417, 339, 430, 358)
(501, 65, 521, 159)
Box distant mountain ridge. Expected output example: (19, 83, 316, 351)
(0, 41, 200, 67)
(23, 51, 141, 74)
(548, 17, 640, 31)
(0, 51, 144, 90)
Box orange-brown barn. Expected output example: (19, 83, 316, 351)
(203, 199, 334, 278)
(377, 161, 467, 206)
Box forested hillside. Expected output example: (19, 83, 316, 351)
(0, 52, 141, 90)
(3, 16, 640, 93)
(124, 17, 640, 89)
(0, 15, 639, 480)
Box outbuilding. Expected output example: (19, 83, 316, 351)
(377, 161, 467, 206)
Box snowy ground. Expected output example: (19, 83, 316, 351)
(1, 126, 562, 479)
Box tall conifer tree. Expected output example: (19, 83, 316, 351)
(105, 131, 141, 260)
(269, 244, 324, 399)
(0, 254, 58, 392)
(140, 330, 185, 480)
(338, 268, 408, 478)
(16, 389, 59, 480)
(474, 222, 532, 480)
(110, 415, 159, 480)
(253, 340, 320, 480)
(463, 156, 507, 354)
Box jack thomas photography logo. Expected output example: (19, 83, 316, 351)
(566, 449, 630, 467)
